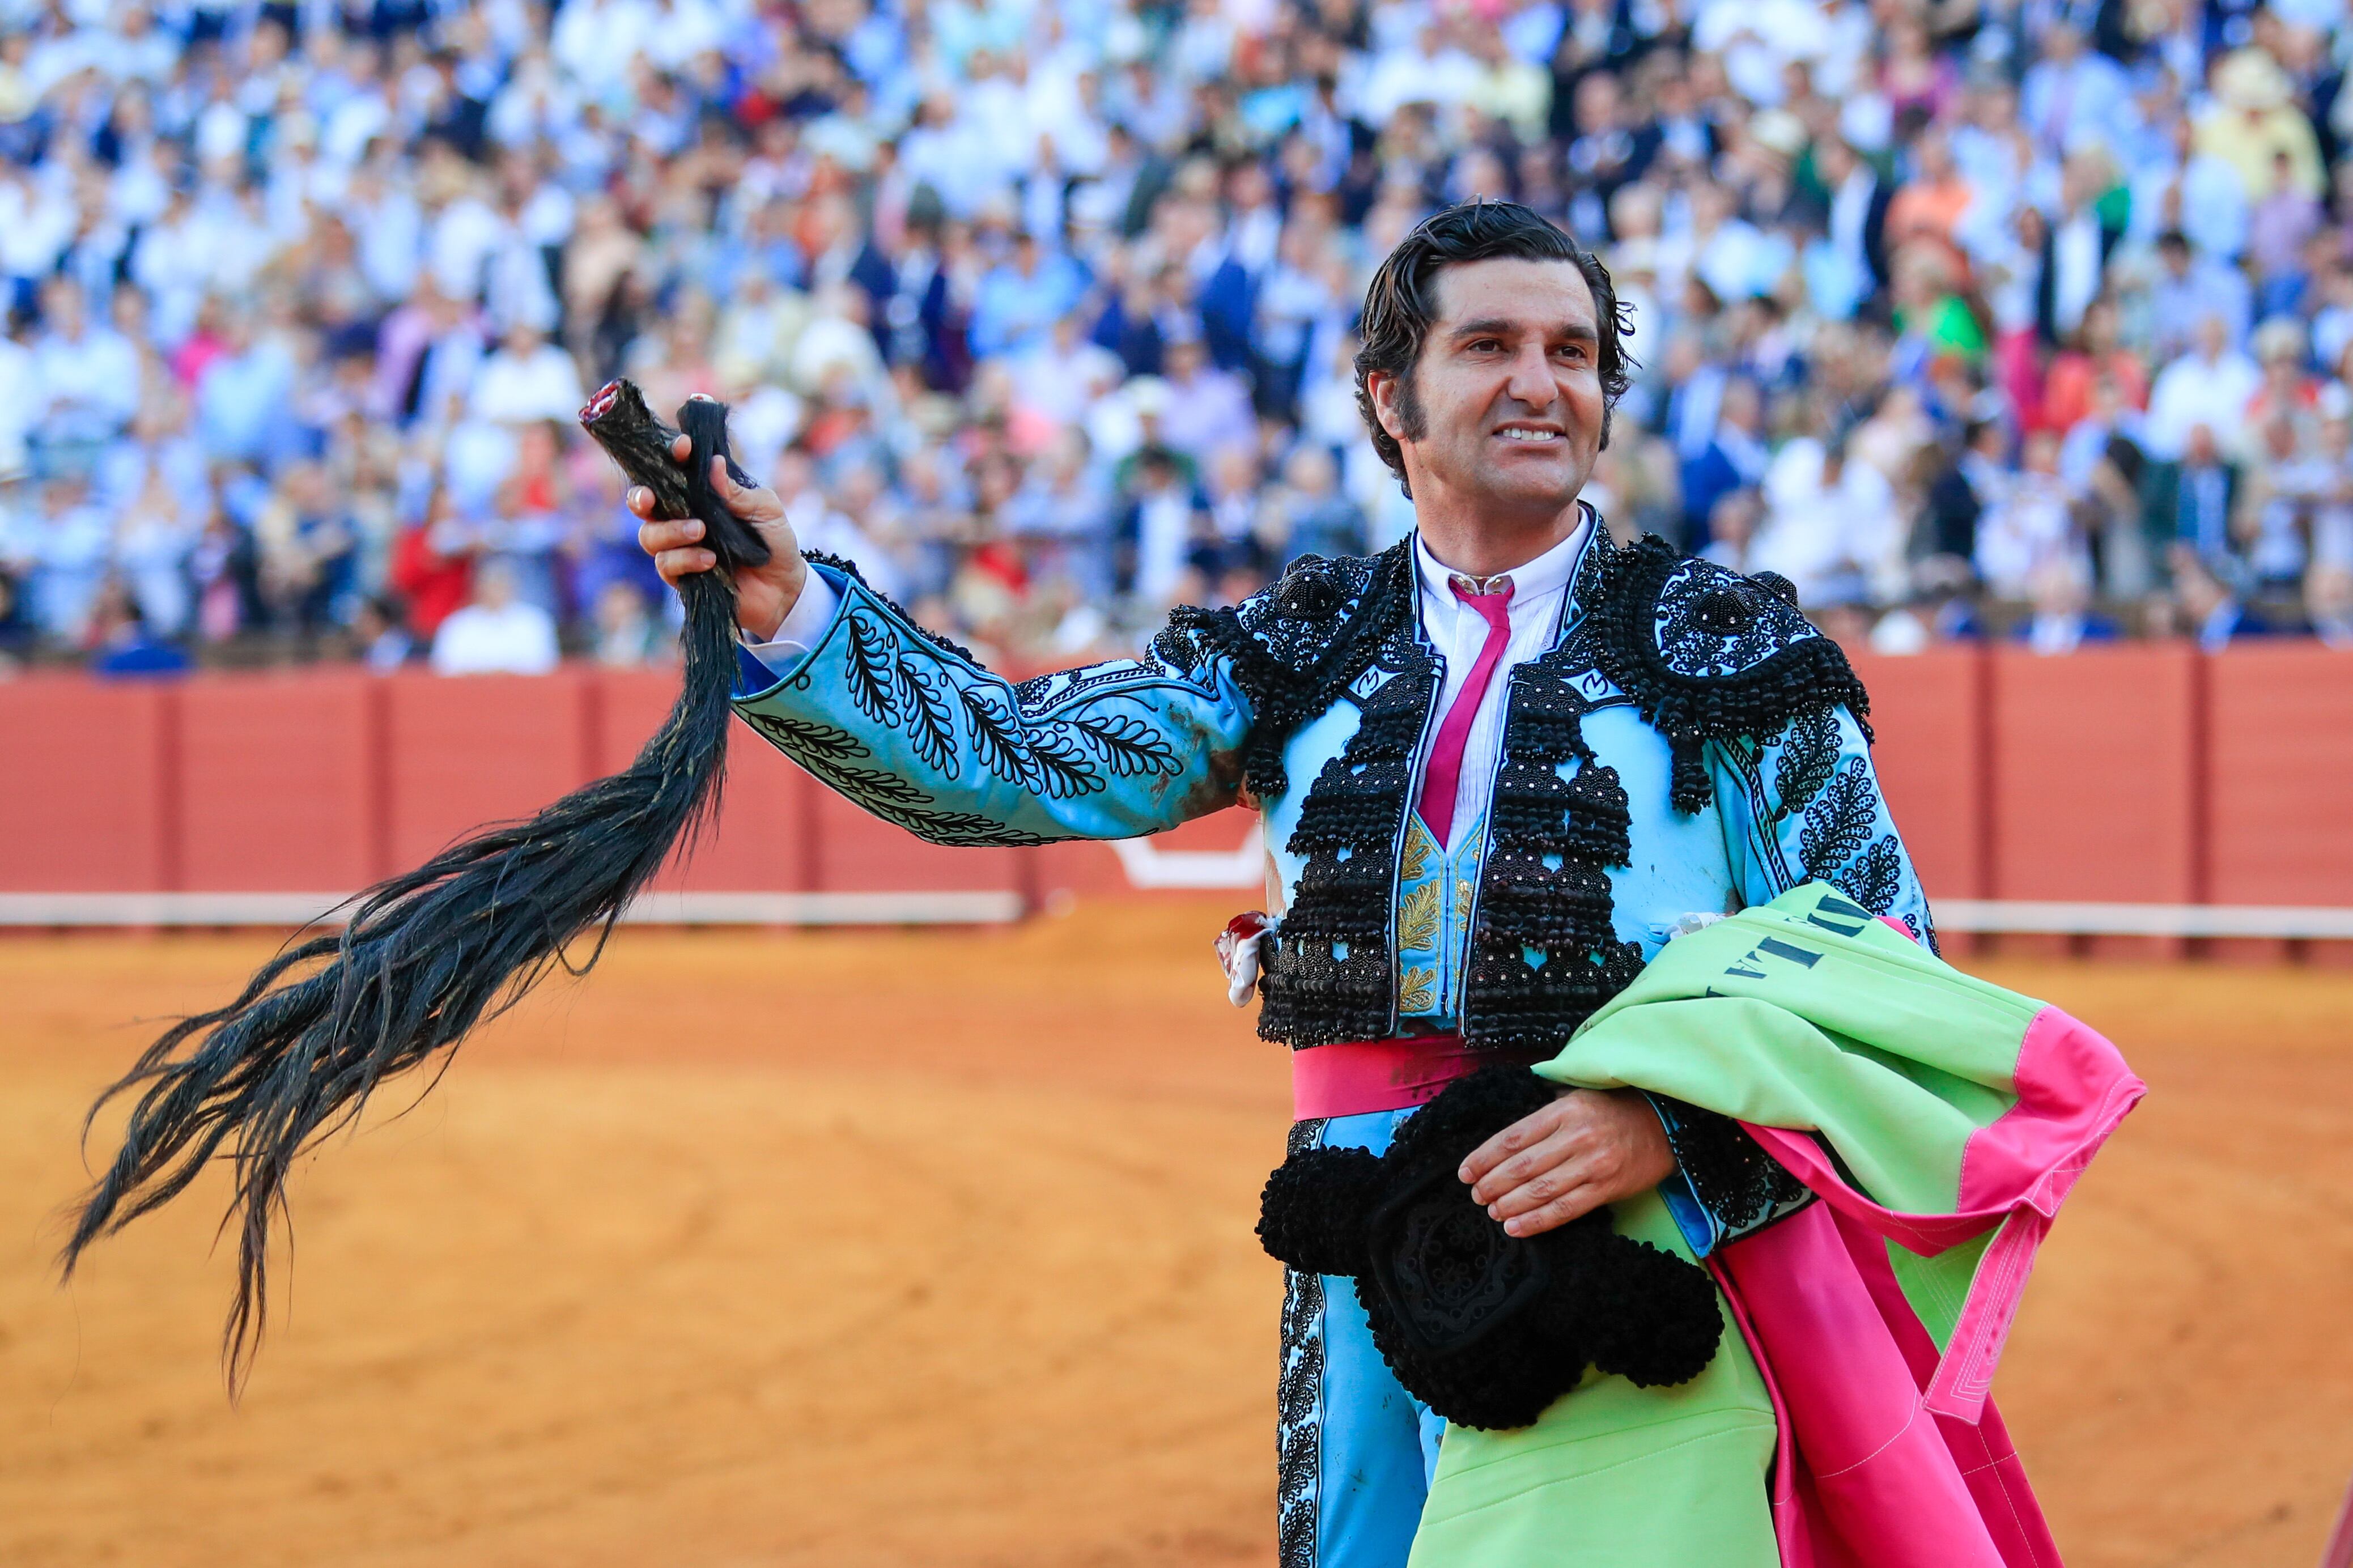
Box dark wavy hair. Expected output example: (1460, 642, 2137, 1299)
(1353, 201, 1636, 496)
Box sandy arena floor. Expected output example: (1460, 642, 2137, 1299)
(2, 900, 2349, 1567)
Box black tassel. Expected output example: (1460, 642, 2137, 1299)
(60, 381, 760, 1390)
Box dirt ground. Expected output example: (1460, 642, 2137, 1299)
(1, 900, 2348, 1568)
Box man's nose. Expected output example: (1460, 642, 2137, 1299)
(1503, 342, 1558, 407)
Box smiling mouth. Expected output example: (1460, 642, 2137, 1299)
(1496, 426, 1564, 443)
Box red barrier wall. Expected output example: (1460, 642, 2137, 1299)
(2206, 644, 2353, 907)
(1847, 650, 1984, 900)
(0, 678, 173, 891)
(381, 671, 596, 869)
(0, 649, 2347, 912)
(1986, 645, 2202, 904)
(177, 670, 379, 890)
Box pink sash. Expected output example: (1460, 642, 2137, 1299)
(1290, 1036, 1550, 1121)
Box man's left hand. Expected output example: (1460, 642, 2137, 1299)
(1458, 1087, 1675, 1238)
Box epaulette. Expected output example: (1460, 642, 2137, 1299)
(1587, 536, 1872, 814)
(1154, 540, 1415, 797)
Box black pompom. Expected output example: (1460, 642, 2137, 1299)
(1275, 563, 1343, 621)
(1568, 1228, 1728, 1388)
(1689, 587, 1757, 635)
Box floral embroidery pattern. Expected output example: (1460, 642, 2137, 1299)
(1398, 821, 1435, 883)
(793, 602, 1188, 818)
(1798, 757, 1880, 882)
(738, 710, 1058, 847)
(1397, 880, 1441, 955)
(1772, 706, 1841, 821)
(1836, 835, 1905, 916)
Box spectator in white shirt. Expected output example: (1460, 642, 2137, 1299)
(1976, 430, 2087, 599)
(2143, 312, 2263, 461)
(31, 277, 140, 451)
(26, 473, 112, 640)
(2129, 114, 2250, 262)
(194, 307, 298, 466)
(1356, 23, 1483, 124)
(1753, 436, 1902, 606)
(2148, 232, 2254, 361)
(430, 558, 560, 674)
(1154, 336, 1255, 467)
(2019, 23, 2135, 162)
(1012, 313, 1126, 434)
(469, 321, 587, 425)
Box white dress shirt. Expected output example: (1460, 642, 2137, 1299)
(748, 512, 1596, 859)
(1411, 515, 1590, 852)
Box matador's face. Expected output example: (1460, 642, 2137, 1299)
(1370, 257, 1607, 532)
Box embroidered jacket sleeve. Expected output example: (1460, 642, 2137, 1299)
(1716, 702, 1935, 944)
(729, 559, 1255, 844)
(1589, 541, 1935, 1256)
(1671, 700, 1935, 1255)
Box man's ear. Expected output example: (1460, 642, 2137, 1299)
(1367, 368, 1408, 443)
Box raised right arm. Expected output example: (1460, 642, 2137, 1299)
(728, 557, 1254, 845)
(630, 434, 1255, 845)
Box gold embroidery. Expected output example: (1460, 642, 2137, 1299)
(1398, 966, 1439, 1013)
(1399, 820, 1435, 882)
(1457, 877, 1475, 915)
(1398, 878, 1441, 954)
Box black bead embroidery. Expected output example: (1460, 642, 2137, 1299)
(1258, 644, 1438, 1048)
(1653, 1096, 1812, 1234)
(1275, 1115, 1330, 1568)
(1235, 524, 1879, 1056)
(1587, 536, 1874, 816)
(1462, 659, 1645, 1052)
(1157, 543, 1417, 799)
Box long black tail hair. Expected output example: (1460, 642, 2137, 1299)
(60, 383, 768, 1389)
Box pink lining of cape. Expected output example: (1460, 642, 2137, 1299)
(1705, 976, 2144, 1568)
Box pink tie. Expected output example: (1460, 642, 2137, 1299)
(1416, 579, 1514, 847)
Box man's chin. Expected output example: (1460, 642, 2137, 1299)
(1464, 464, 1585, 518)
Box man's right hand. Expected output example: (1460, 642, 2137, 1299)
(630, 433, 809, 641)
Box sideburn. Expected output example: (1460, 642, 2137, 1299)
(1394, 361, 1428, 441)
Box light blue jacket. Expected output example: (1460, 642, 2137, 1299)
(730, 521, 1931, 1253)
(732, 522, 1929, 967)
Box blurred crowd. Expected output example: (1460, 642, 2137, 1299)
(3, 0, 2353, 679)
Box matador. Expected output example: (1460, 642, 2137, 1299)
(635, 200, 2137, 1567)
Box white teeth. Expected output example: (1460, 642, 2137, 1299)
(1499, 428, 1560, 442)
